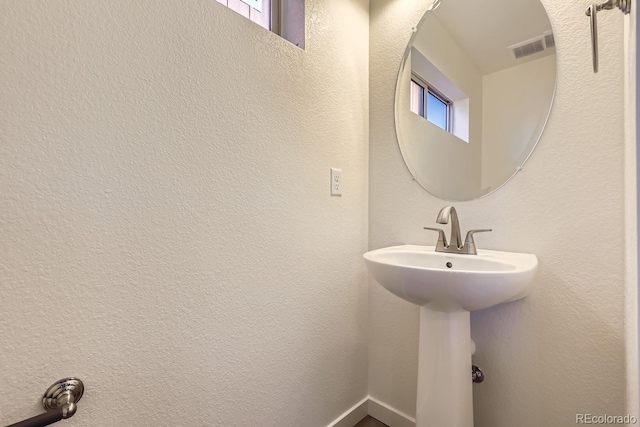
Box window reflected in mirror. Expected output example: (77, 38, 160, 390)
(411, 75, 453, 133)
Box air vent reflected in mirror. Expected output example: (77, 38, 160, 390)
(508, 32, 555, 60)
(509, 37, 545, 59)
(544, 31, 555, 49)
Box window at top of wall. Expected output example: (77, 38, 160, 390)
(217, 0, 305, 49)
(217, 0, 276, 32)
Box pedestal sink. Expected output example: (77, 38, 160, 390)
(363, 245, 537, 427)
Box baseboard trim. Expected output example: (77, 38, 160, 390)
(327, 397, 369, 427)
(367, 397, 416, 427)
(326, 396, 416, 427)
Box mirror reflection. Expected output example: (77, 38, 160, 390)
(395, 0, 556, 200)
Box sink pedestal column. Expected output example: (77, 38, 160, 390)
(416, 307, 473, 427)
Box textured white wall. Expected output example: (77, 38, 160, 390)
(0, 1, 370, 426)
(370, 0, 626, 425)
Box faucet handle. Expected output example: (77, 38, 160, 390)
(463, 229, 492, 255)
(424, 227, 448, 251)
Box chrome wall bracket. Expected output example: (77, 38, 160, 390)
(586, 0, 631, 73)
(6, 378, 84, 427)
(42, 377, 84, 418)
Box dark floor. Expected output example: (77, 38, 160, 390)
(354, 416, 388, 427)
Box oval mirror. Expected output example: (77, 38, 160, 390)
(394, 0, 556, 201)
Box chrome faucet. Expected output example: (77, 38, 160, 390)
(424, 206, 492, 255)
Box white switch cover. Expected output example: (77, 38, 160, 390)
(331, 168, 342, 196)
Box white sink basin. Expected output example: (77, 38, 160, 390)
(364, 245, 538, 312)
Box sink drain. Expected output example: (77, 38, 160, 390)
(446, 262, 453, 268)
